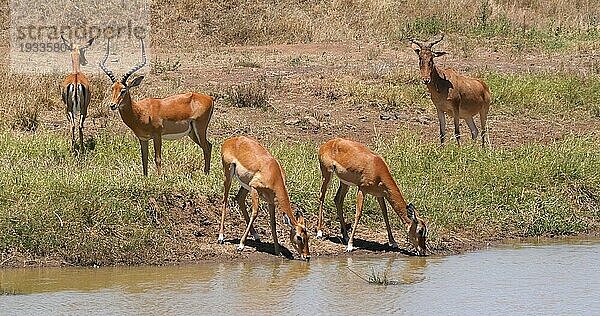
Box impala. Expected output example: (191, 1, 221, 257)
(316, 138, 427, 255)
(410, 34, 491, 146)
(219, 136, 310, 260)
(60, 35, 94, 152)
(99, 38, 214, 176)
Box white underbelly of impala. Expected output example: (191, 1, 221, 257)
(162, 122, 192, 140)
(232, 163, 254, 191)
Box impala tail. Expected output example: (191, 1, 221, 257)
(63, 81, 88, 119)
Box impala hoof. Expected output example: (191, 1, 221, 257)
(390, 242, 398, 248)
(346, 244, 354, 252)
(237, 244, 245, 252)
(316, 230, 323, 239)
(252, 233, 261, 242)
(217, 234, 224, 244)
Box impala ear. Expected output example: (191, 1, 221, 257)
(283, 213, 293, 228)
(407, 203, 417, 222)
(411, 43, 421, 53)
(295, 210, 305, 224)
(60, 35, 72, 50)
(128, 75, 144, 88)
(84, 37, 95, 48)
(433, 51, 447, 58)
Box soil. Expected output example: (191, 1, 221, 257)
(31, 42, 600, 147)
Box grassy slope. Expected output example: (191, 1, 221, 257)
(0, 129, 598, 264)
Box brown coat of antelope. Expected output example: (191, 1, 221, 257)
(60, 35, 94, 152)
(410, 34, 491, 146)
(219, 136, 310, 260)
(317, 138, 427, 255)
(99, 38, 214, 176)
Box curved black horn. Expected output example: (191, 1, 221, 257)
(427, 33, 445, 48)
(60, 34, 73, 50)
(408, 37, 426, 47)
(81, 36, 96, 50)
(99, 39, 117, 83)
(121, 38, 147, 84)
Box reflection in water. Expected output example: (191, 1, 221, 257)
(399, 257, 427, 285)
(0, 240, 599, 315)
(0, 264, 220, 295)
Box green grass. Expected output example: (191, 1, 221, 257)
(0, 130, 223, 265)
(0, 129, 598, 265)
(379, 133, 600, 238)
(484, 72, 600, 117)
(342, 70, 600, 118)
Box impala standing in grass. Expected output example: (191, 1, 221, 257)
(219, 136, 310, 261)
(60, 35, 94, 153)
(100, 38, 214, 176)
(410, 34, 491, 146)
(316, 138, 427, 255)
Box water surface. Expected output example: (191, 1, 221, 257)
(1, 239, 598, 315)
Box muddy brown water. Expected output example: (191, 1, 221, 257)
(1, 239, 598, 315)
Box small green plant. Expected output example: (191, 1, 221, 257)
(289, 55, 310, 67)
(0, 289, 17, 295)
(151, 57, 182, 74)
(406, 16, 446, 38)
(477, 0, 491, 28)
(11, 104, 40, 132)
(590, 105, 600, 118)
(226, 81, 269, 109)
(365, 46, 382, 60)
(347, 267, 399, 286)
(368, 268, 394, 285)
(314, 86, 343, 101)
(234, 60, 261, 68)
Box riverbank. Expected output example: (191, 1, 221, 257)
(0, 130, 598, 268)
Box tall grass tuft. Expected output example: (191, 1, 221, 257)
(11, 104, 40, 132)
(226, 81, 270, 109)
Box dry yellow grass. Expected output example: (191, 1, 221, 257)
(149, 0, 600, 48)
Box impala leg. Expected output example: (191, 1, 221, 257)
(239, 187, 260, 251)
(378, 197, 397, 248)
(78, 114, 85, 154)
(267, 202, 280, 256)
(452, 104, 461, 145)
(236, 187, 259, 241)
(480, 106, 490, 147)
(153, 136, 163, 176)
(139, 139, 150, 176)
(317, 167, 332, 239)
(334, 183, 350, 243)
(219, 162, 233, 244)
(67, 112, 76, 151)
(386, 197, 416, 243)
(465, 116, 479, 141)
(347, 189, 364, 252)
(191, 120, 212, 175)
(436, 109, 447, 144)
